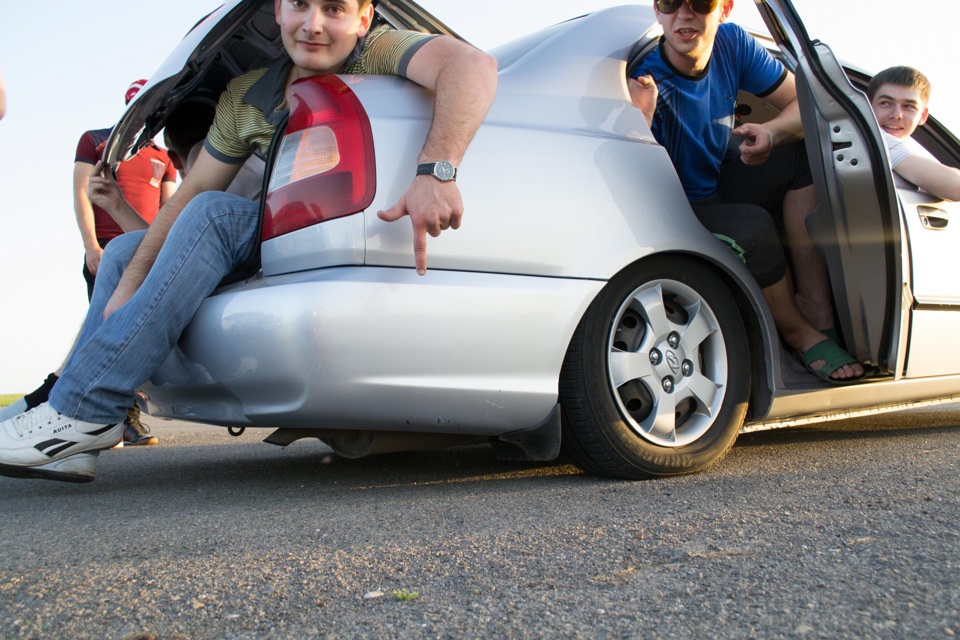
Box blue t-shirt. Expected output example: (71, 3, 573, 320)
(632, 23, 787, 200)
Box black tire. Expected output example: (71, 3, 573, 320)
(560, 256, 750, 479)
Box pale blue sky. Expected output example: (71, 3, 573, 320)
(0, 0, 956, 392)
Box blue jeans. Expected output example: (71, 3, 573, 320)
(49, 192, 260, 424)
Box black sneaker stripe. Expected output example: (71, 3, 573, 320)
(30, 424, 116, 458)
(34, 439, 78, 458)
(45, 442, 77, 457)
(84, 424, 117, 436)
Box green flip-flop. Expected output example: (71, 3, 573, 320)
(820, 327, 840, 345)
(802, 338, 865, 385)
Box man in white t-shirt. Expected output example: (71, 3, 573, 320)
(867, 66, 960, 201)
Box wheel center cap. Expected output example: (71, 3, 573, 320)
(666, 350, 681, 375)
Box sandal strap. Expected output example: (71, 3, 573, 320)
(802, 338, 858, 380)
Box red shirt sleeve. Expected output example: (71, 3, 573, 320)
(162, 152, 177, 182)
(75, 131, 99, 165)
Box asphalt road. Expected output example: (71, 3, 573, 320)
(1, 404, 959, 640)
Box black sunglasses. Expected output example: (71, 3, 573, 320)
(655, 0, 720, 15)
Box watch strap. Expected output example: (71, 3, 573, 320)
(416, 161, 457, 181)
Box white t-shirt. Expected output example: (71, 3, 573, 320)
(883, 131, 936, 169)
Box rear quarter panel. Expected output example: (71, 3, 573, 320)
(262, 6, 757, 284)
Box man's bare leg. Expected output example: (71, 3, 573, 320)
(783, 184, 836, 331)
(762, 276, 864, 380)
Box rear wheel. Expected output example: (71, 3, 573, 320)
(560, 257, 750, 478)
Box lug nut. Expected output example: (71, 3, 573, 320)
(650, 349, 662, 365)
(668, 332, 681, 349)
(662, 376, 674, 393)
(682, 360, 693, 376)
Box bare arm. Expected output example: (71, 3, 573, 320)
(104, 148, 241, 317)
(895, 155, 960, 202)
(73, 161, 104, 274)
(160, 179, 176, 206)
(0, 68, 6, 120)
(88, 162, 150, 233)
(376, 36, 498, 275)
(628, 75, 658, 128)
(733, 72, 804, 165)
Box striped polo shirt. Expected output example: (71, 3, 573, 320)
(205, 25, 436, 163)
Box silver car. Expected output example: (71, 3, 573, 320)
(105, 0, 960, 479)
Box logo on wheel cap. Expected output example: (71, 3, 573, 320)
(666, 350, 681, 375)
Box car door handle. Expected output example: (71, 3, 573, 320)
(919, 205, 949, 230)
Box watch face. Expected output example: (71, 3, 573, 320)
(435, 161, 456, 181)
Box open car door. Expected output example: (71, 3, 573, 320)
(755, 0, 903, 375)
(892, 137, 960, 378)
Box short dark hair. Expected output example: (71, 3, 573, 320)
(867, 66, 931, 105)
(163, 101, 216, 161)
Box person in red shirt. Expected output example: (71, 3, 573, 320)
(73, 79, 177, 300)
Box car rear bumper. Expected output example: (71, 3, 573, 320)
(142, 266, 604, 435)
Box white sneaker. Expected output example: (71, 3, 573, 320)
(0, 398, 27, 422)
(0, 403, 123, 466)
(0, 451, 98, 483)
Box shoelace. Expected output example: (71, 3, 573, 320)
(126, 401, 150, 435)
(10, 407, 56, 437)
(126, 414, 151, 436)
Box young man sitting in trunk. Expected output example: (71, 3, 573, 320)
(0, 0, 498, 483)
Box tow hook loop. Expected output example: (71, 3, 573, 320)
(228, 426, 246, 437)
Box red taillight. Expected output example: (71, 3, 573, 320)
(261, 75, 376, 241)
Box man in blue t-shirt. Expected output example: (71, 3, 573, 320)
(630, 0, 863, 383)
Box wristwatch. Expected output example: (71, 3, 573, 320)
(416, 161, 457, 182)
